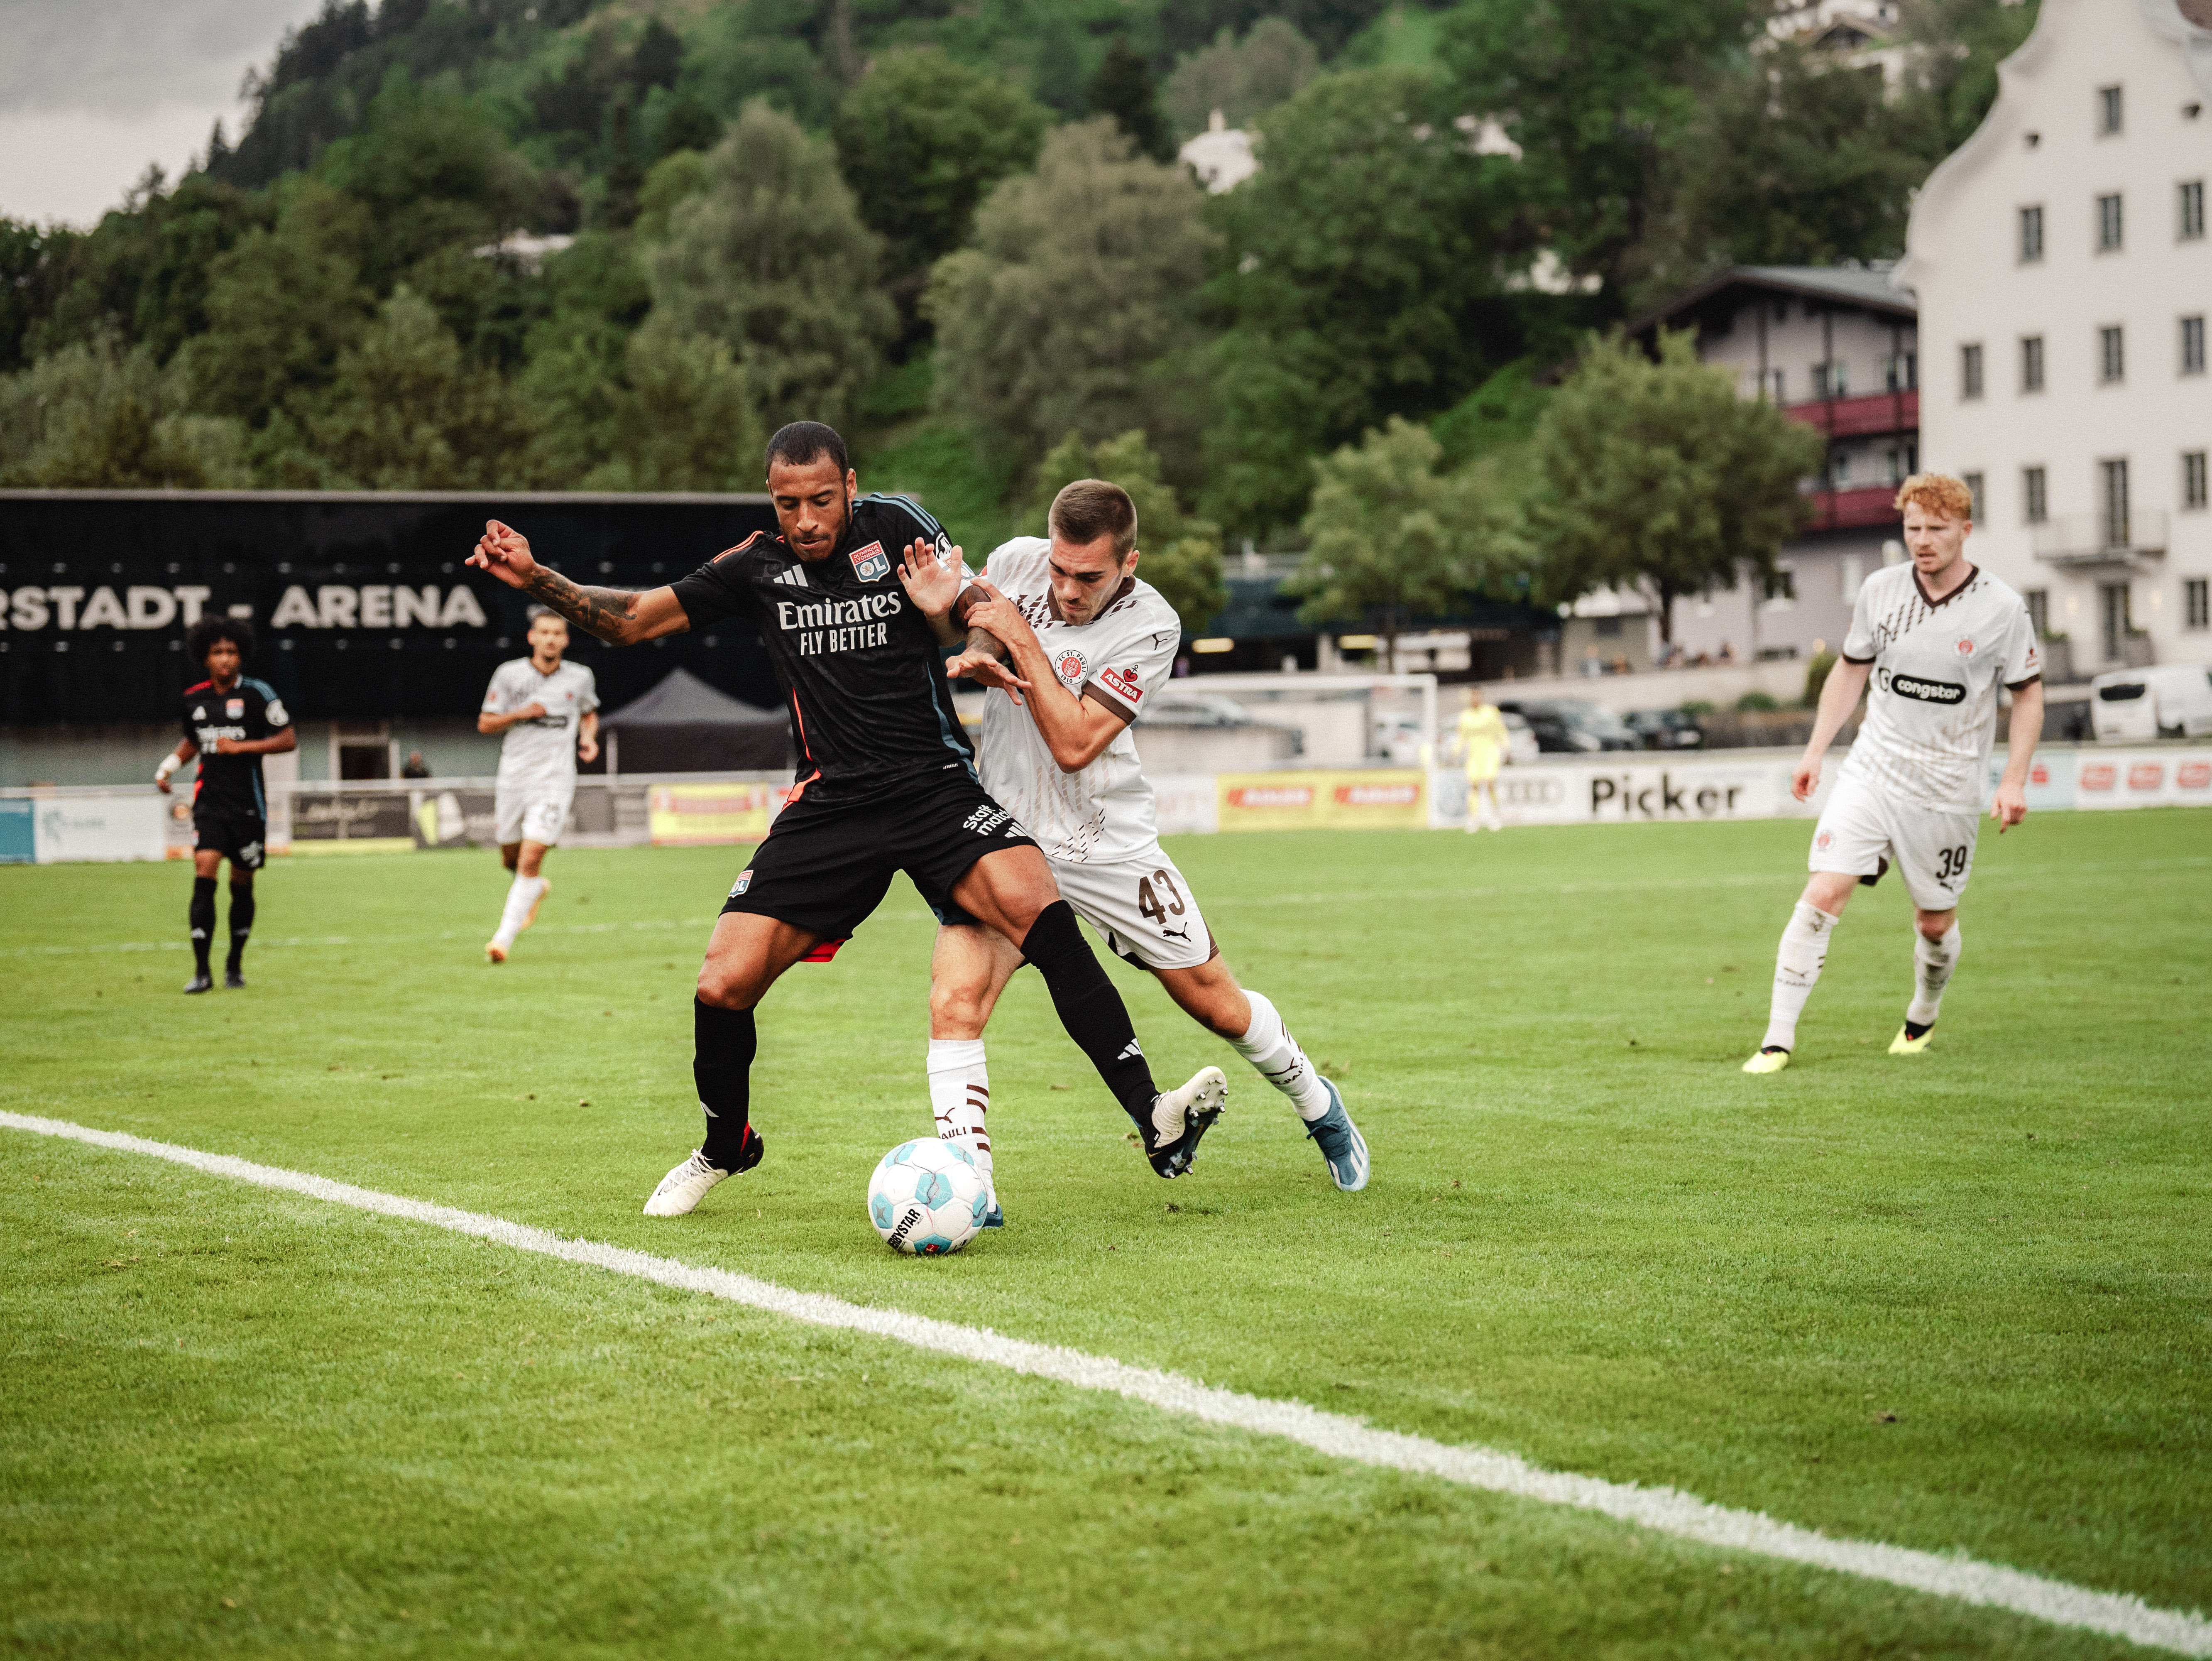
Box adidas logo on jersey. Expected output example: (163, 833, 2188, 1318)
(772, 566, 810, 590)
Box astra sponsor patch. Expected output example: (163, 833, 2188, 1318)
(1887, 672, 1966, 705)
(849, 541, 891, 582)
(1099, 665, 1142, 703)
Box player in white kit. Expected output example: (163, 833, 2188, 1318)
(1745, 475, 2044, 1072)
(478, 608, 599, 962)
(905, 478, 1368, 1221)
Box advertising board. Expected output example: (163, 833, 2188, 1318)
(1215, 769, 1428, 832)
(647, 783, 787, 845)
(1434, 756, 1822, 829)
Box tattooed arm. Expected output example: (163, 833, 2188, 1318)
(466, 520, 691, 646)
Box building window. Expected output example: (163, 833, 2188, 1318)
(2185, 316, 2207, 375)
(2019, 205, 2044, 261)
(2186, 450, 2209, 509)
(2026, 588, 2050, 638)
(2099, 85, 2123, 134)
(1961, 342, 1984, 398)
(2186, 578, 2210, 631)
(1962, 471, 1986, 522)
(2183, 180, 2206, 240)
(1813, 360, 1847, 398)
(2024, 465, 2048, 523)
(2101, 458, 2131, 548)
(2098, 193, 2124, 251)
(1884, 351, 1917, 391)
(2020, 335, 2044, 391)
(1765, 568, 1796, 603)
(1887, 446, 1907, 484)
(2100, 325, 2126, 382)
(2101, 582, 2132, 660)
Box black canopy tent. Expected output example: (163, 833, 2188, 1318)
(599, 667, 792, 774)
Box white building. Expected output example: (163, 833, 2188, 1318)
(1899, 0, 2212, 680)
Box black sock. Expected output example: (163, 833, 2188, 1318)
(188, 877, 217, 975)
(1018, 900, 1158, 1124)
(227, 883, 255, 971)
(694, 998, 757, 1169)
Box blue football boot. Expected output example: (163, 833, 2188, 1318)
(1305, 1077, 1369, 1192)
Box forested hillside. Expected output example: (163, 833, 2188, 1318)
(0, 0, 2034, 604)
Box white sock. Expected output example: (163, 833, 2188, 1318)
(491, 874, 547, 949)
(1762, 900, 1840, 1051)
(1907, 922, 1961, 1027)
(927, 1038, 993, 1196)
(1230, 990, 1331, 1121)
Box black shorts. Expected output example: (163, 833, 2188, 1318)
(193, 810, 268, 871)
(719, 772, 1037, 941)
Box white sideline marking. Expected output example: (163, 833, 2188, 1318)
(7, 1110, 2208, 1658)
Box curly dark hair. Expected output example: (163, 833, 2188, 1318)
(186, 614, 256, 666)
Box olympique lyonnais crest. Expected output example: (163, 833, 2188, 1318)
(1956, 637, 1975, 656)
(849, 541, 891, 582)
(1057, 649, 1086, 682)
(226, 698, 245, 718)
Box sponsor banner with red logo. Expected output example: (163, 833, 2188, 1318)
(1216, 769, 1428, 831)
(647, 782, 792, 845)
(2065, 747, 2211, 811)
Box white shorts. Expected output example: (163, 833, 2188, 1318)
(1051, 848, 1214, 971)
(495, 782, 573, 848)
(1809, 774, 1978, 911)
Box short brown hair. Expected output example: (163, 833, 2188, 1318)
(1049, 478, 1138, 557)
(1894, 473, 1974, 520)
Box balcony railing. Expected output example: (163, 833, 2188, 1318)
(1782, 389, 1919, 439)
(2030, 512, 2168, 565)
(1801, 485, 1903, 530)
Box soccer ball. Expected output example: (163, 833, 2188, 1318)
(868, 1138, 989, 1256)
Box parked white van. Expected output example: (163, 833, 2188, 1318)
(2088, 665, 2212, 742)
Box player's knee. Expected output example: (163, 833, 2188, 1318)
(696, 960, 763, 1011)
(929, 976, 989, 1039)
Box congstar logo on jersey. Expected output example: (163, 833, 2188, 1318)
(1880, 670, 1967, 705)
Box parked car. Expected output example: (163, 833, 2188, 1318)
(1372, 714, 1428, 764)
(1136, 689, 1305, 755)
(1626, 708, 1705, 750)
(1496, 698, 1641, 753)
(1500, 710, 1540, 766)
(2088, 665, 2212, 742)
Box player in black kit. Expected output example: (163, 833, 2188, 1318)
(155, 617, 296, 992)
(467, 421, 1226, 1218)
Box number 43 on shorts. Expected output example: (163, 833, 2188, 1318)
(1135, 869, 1186, 925)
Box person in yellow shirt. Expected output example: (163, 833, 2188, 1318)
(1455, 691, 1507, 832)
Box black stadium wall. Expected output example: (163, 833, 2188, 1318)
(0, 491, 781, 727)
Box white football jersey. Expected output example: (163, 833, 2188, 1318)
(482, 657, 598, 790)
(1838, 561, 2040, 814)
(974, 537, 1183, 863)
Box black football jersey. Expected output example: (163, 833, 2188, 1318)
(181, 676, 289, 818)
(669, 494, 975, 799)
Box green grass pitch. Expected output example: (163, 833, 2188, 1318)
(4, 809, 2208, 1658)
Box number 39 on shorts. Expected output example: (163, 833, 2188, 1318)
(1936, 844, 1970, 883)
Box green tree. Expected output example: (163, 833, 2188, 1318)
(925, 121, 1215, 477)
(0, 334, 250, 488)
(1437, 0, 1755, 298)
(184, 181, 377, 428)
(648, 102, 896, 433)
(1162, 17, 1319, 138)
(1200, 66, 1516, 539)
(1632, 45, 1940, 303)
(1290, 417, 1507, 662)
(526, 318, 762, 492)
(832, 47, 1050, 306)
(1027, 429, 1227, 632)
(1088, 37, 1175, 163)
(303, 287, 536, 489)
(1896, 0, 2042, 151)
(1521, 331, 1825, 645)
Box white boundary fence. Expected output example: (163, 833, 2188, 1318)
(2, 746, 2203, 863)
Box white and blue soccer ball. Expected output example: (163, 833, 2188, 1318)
(868, 1138, 989, 1256)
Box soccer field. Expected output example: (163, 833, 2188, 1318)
(5, 811, 2208, 1658)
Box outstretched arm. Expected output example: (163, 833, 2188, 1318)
(467, 520, 689, 646)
